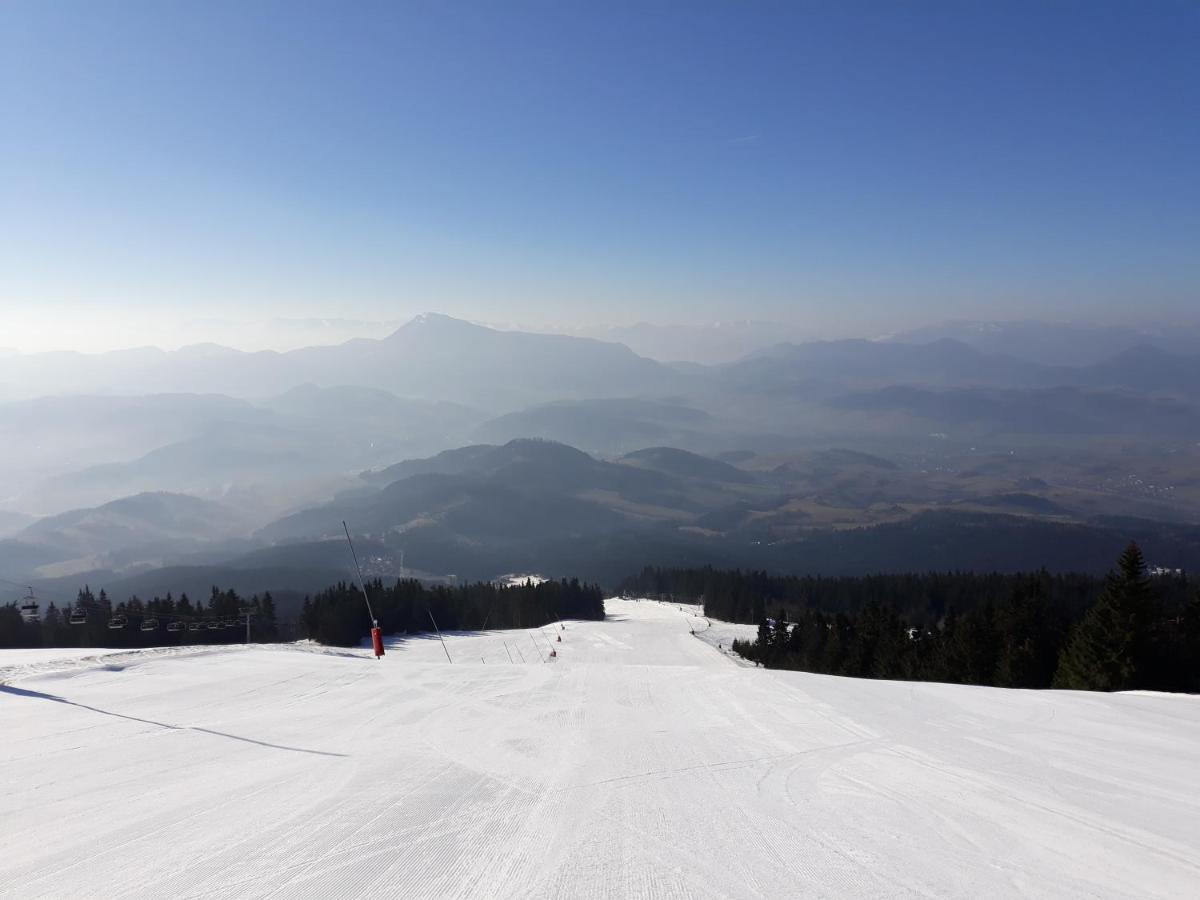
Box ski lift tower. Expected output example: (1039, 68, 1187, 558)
(19, 587, 40, 624)
(239, 606, 256, 644)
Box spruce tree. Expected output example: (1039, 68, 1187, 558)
(1177, 591, 1200, 692)
(756, 618, 772, 665)
(772, 609, 790, 657)
(1053, 542, 1157, 691)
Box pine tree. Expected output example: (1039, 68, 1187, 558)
(1053, 542, 1158, 691)
(756, 618, 771, 665)
(1176, 591, 1200, 692)
(771, 608, 790, 656)
(261, 592, 278, 639)
(993, 578, 1065, 688)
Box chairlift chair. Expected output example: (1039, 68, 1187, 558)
(140, 617, 159, 632)
(69, 608, 87, 625)
(206, 620, 221, 630)
(166, 621, 184, 633)
(108, 614, 128, 630)
(19, 588, 40, 624)
(187, 621, 202, 633)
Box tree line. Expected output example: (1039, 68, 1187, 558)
(0, 586, 280, 649)
(1, 576, 604, 650)
(623, 545, 1199, 692)
(302, 577, 605, 647)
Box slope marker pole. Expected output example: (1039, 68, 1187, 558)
(428, 608, 453, 663)
(529, 632, 544, 662)
(504, 642, 514, 664)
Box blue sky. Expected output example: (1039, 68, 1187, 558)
(2, 1, 1197, 351)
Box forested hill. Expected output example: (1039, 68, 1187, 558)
(0, 586, 280, 650)
(623, 547, 1200, 693)
(1, 578, 604, 651)
(302, 577, 605, 646)
(621, 566, 1135, 623)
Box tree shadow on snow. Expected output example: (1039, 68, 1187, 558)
(0, 684, 348, 758)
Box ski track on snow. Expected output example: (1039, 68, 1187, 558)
(2, 598, 1199, 899)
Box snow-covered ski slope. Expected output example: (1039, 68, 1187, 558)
(3, 598, 1198, 899)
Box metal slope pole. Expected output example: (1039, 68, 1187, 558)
(529, 631, 544, 662)
(343, 520, 384, 658)
(428, 608, 453, 663)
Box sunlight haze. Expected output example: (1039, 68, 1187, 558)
(3, 5, 1200, 898)
(4, 1, 1196, 354)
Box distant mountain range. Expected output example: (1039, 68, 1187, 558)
(3, 435, 1198, 607)
(572, 320, 812, 364)
(246, 437, 1200, 583)
(5, 314, 1199, 405)
(886, 320, 1200, 368)
(2, 314, 1200, 602)
(2, 313, 1199, 520)
(827, 385, 1200, 436)
(0, 313, 677, 408)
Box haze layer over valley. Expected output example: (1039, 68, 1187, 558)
(2, 314, 1198, 611)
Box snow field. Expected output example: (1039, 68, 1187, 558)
(2, 598, 1199, 898)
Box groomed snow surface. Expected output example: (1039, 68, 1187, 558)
(3, 598, 1199, 899)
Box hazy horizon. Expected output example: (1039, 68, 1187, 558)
(5, 2, 1197, 355)
(4, 309, 1200, 357)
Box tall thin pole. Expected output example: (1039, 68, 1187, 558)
(504, 642, 514, 664)
(343, 521, 377, 627)
(428, 608, 453, 663)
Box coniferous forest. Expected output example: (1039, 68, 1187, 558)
(1, 577, 604, 650)
(301, 577, 605, 646)
(0, 586, 280, 649)
(621, 544, 1200, 693)
(6, 547, 1195, 692)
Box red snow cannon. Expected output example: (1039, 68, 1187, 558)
(371, 626, 385, 658)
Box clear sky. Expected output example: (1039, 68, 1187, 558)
(2, 1, 1197, 351)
